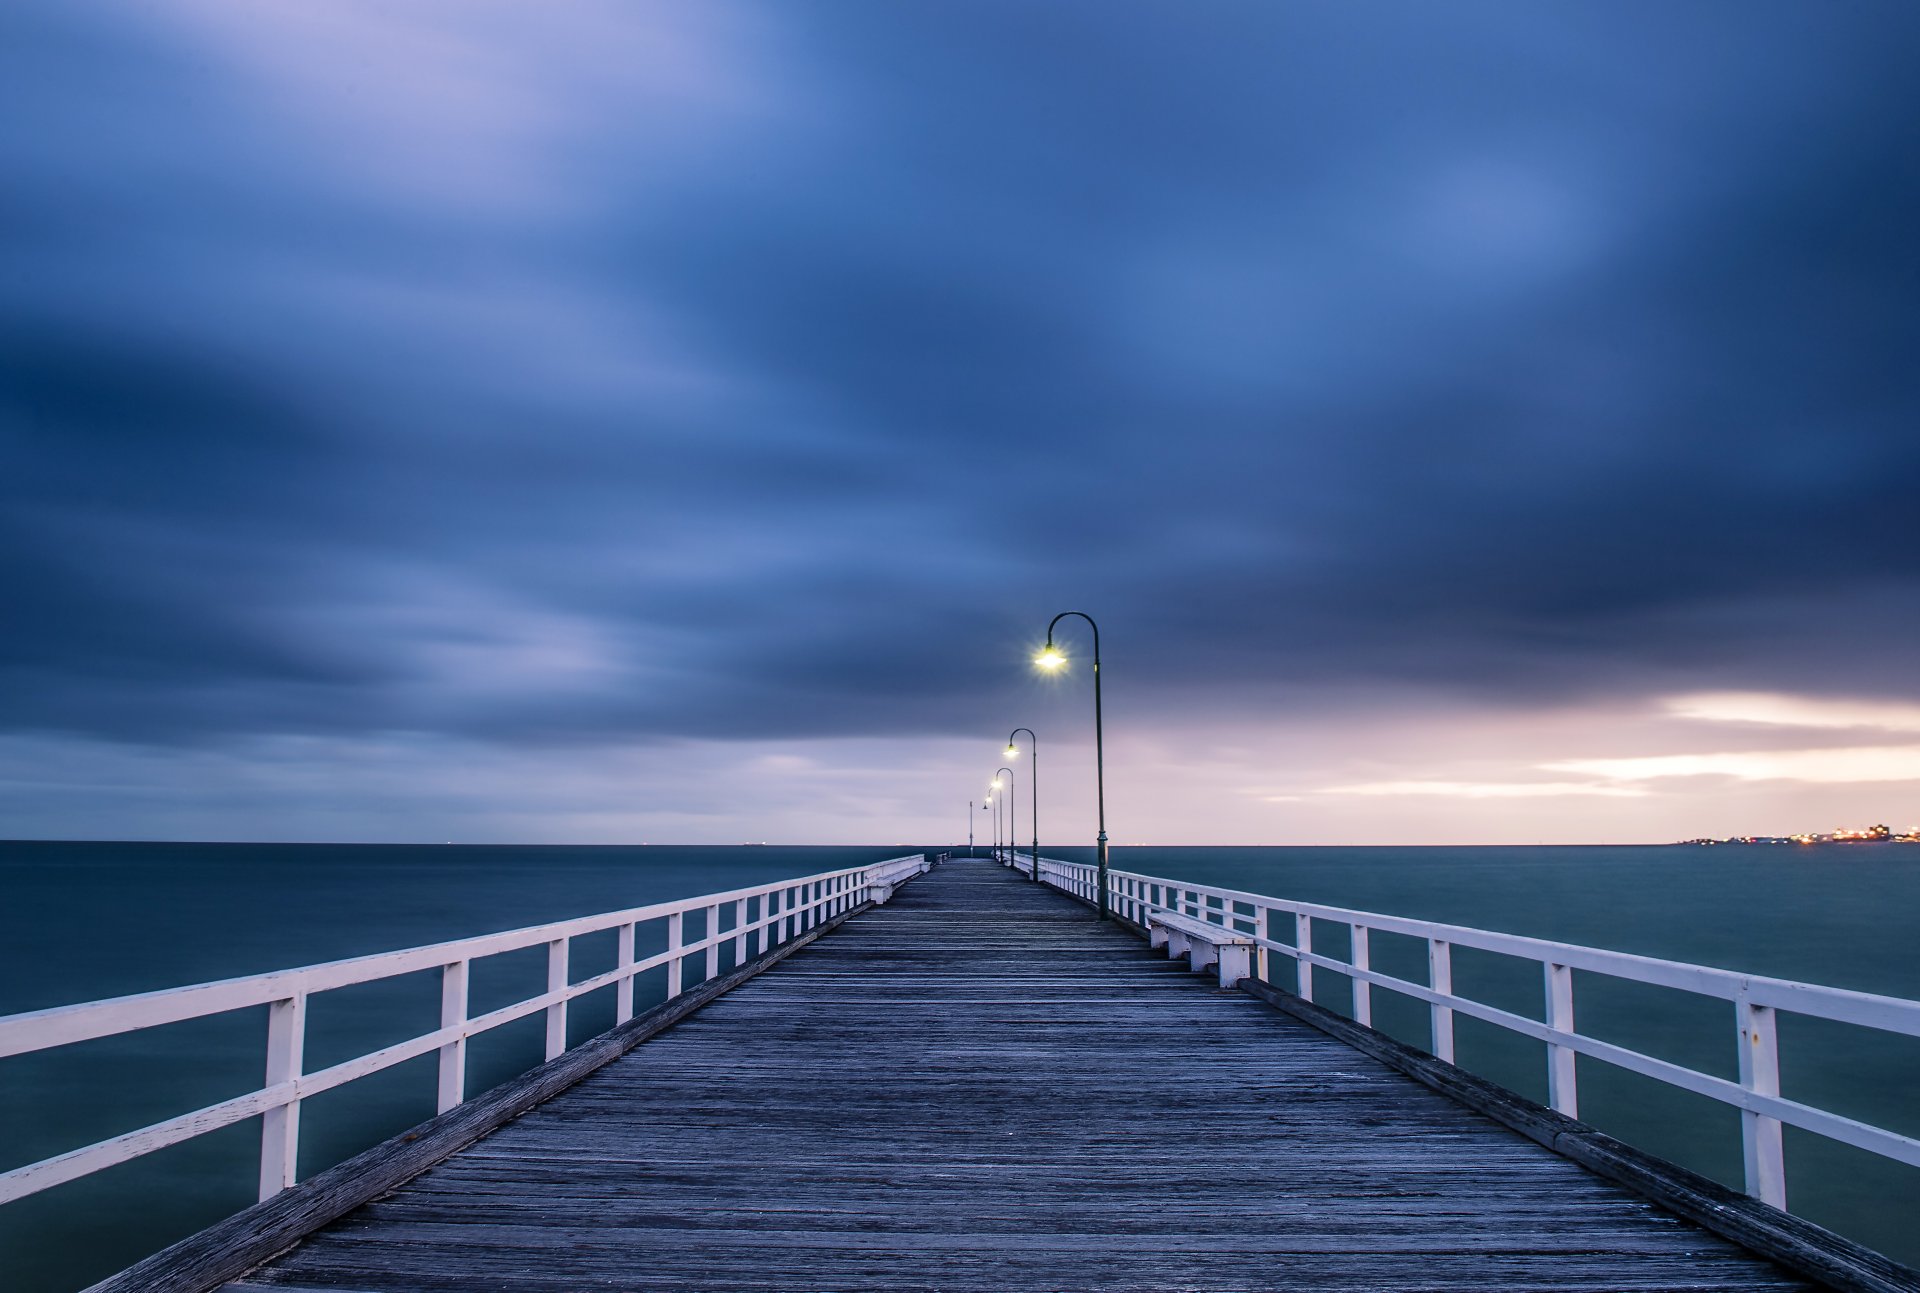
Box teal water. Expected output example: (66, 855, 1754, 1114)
(2, 841, 1916, 1289)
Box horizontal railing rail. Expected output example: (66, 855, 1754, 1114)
(1010, 853, 1920, 1215)
(0, 856, 926, 1214)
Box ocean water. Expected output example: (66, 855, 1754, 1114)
(2, 840, 1916, 1290)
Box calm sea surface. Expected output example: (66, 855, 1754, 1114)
(3, 840, 1917, 1289)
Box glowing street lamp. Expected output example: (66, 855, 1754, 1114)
(1005, 729, 1038, 881)
(993, 767, 1015, 868)
(1034, 611, 1109, 919)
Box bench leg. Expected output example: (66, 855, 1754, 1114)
(1216, 944, 1252, 988)
(1150, 925, 1169, 951)
(1188, 943, 1219, 976)
(1167, 931, 1191, 960)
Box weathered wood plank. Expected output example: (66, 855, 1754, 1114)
(219, 862, 1837, 1292)
(82, 898, 875, 1293)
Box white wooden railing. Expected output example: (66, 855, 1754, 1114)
(1008, 854, 1920, 1214)
(0, 856, 927, 1213)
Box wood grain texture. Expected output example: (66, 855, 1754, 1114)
(85, 899, 873, 1293)
(213, 861, 1835, 1291)
(1236, 979, 1918, 1293)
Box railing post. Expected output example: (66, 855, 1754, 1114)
(1737, 995, 1786, 1208)
(705, 906, 721, 980)
(437, 960, 468, 1113)
(756, 893, 770, 956)
(734, 898, 748, 965)
(1428, 939, 1454, 1062)
(1351, 925, 1371, 1027)
(259, 993, 306, 1201)
(1294, 912, 1314, 1003)
(545, 938, 569, 1061)
(615, 924, 636, 1024)
(1254, 907, 1269, 983)
(1545, 962, 1577, 1116)
(666, 912, 684, 997)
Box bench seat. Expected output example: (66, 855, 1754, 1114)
(1146, 910, 1255, 987)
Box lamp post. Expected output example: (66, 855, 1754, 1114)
(1034, 611, 1109, 920)
(994, 767, 1016, 872)
(1006, 728, 1038, 882)
(983, 794, 996, 861)
(968, 801, 975, 857)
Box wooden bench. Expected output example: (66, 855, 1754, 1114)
(864, 854, 931, 905)
(1147, 910, 1256, 987)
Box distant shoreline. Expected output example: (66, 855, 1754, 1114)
(1677, 830, 1920, 847)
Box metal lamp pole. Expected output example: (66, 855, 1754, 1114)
(968, 801, 975, 857)
(1035, 611, 1109, 920)
(994, 767, 1016, 872)
(1006, 728, 1037, 881)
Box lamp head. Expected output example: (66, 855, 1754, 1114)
(1034, 644, 1066, 671)
(1005, 744, 1019, 758)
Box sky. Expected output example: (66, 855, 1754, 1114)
(4, 2, 1920, 846)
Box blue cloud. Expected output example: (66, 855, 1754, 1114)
(4, 0, 1919, 765)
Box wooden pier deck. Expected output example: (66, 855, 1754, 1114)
(222, 860, 1817, 1292)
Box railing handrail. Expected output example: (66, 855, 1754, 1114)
(1060, 859, 1920, 1031)
(0, 854, 925, 1214)
(1015, 853, 1920, 1213)
(0, 858, 909, 1058)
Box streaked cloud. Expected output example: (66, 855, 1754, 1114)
(1321, 779, 1644, 800)
(3, 3, 1919, 842)
(1666, 692, 1920, 734)
(1548, 746, 1920, 785)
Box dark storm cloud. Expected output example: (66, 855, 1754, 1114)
(5, 1, 1920, 753)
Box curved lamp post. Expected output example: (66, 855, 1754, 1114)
(1035, 611, 1109, 920)
(982, 795, 996, 861)
(968, 800, 975, 857)
(993, 767, 1016, 870)
(1005, 728, 1038, 882)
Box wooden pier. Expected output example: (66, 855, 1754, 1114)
(209, 861, 1819, 1291)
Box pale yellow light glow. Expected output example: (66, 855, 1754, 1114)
(1005, 745, 1019, 758)
(1034, 645, 1066, 671)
